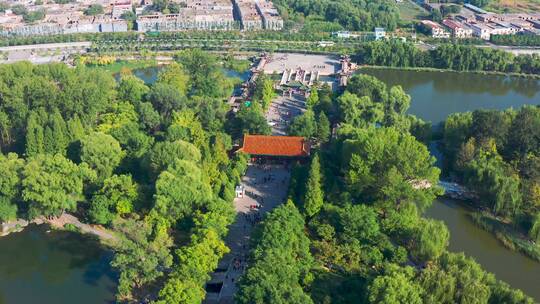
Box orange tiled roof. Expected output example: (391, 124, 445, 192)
(238, 134, 310, 157)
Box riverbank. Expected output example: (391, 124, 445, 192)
(1, 213, 118, 245)
(469, 211, 540, 262)
(358, 65, 540, 80)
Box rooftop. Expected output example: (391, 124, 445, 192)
(237, 134, 311, 157)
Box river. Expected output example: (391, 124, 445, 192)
(426, 199, 540, 301)
(0, 225, 116, 304)
(359, 68, 540, 125)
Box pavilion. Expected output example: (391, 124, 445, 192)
(237, 134, 311, 161)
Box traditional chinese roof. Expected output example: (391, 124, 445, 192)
(237, 134, 310, 157)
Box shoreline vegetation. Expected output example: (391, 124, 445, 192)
(469, 211, 540, 262)
(358, 65, 540, 80)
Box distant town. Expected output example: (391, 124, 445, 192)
(0, 0, 283, 36)
(418, 3, 540, 40)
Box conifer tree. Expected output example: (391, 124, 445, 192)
(304, 154, 324, 218)
(25, 112, 44, 157)
(306, 88, 319, 109)
(67, 114, 85, 142)
(50, 109, 68, 154)
(43, 126, 54, 154)
(317, 112, 331, 143)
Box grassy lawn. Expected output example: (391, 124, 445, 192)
(485, 0, 540, 13)
(397, 0, 429, 23)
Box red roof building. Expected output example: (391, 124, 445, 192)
(237, 135, 311, 157)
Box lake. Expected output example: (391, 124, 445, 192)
(117, 66, 251, 85)
(0, 225, 116, 304)
(359, 68, 540, 125)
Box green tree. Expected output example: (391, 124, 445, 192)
(111, 217, 173, 301)
(25, 112, 44, 157)
(154, 159, 212, 223)
(148, 140, 201, 176)
(22, 154, 91, 218)
(289, 110, 317, 139)
(340, 204, 380, 243)
(410, 218, 449, 263)
(80, 132, 124, 181)
(147, 83, 186, 120)
(304, 154, 324, 218)
(118, 74, 149, 103)
(157, 62, 189, 96)
(231, 103, 271, 137)
(529, 212, 540, 243)
(306, 88, 319, 109)
(368, 264, 423, 304)
(0, 152, 24, 222)
(316, 111, 331, 143)
(66, 114, 85, 142)
(254, 75, 275, 110)
(236, 201, 313, 304)
(50, 109, 68, 155)
(89, 174, 139, 225)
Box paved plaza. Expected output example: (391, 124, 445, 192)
(266, 94, 307, 135)
(263, 53, 340, 76)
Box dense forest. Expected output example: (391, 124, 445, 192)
(272, 0, 400, 31)
(236, 73, 534, 303)
(442, 106, 540, 257)
(356, 40, 540, 75)
(0, 50, 272, 303)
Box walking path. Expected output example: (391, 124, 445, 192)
(205, 92, 306, 303)
(266, 94, 306, 135)
(207, 164, 291, 304)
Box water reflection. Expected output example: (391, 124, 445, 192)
(426, 199, 540, 301)
(360, 68, 540, 124)
(0, 225, 116, 304)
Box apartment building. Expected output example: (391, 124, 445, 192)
(442, 19, 473, 38)
(255, 0, 283, 30)
(421, 20, 450, 38)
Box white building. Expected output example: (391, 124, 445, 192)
(443, 19, 473, 38)
(421, 20, 450, 39)
(470, 23, 492, 40)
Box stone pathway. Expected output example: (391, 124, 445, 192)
(205, 93, 306, 303)
(266, 94, 306, 136)
(207, 164, 291, 303)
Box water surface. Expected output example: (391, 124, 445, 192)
(116, 66, 251, 85)
(426, 199, 540, 301)
(360, 68, 540, 124)
(0, 225, 116, 304)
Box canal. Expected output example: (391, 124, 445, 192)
(359, 68, 540, 124)
(0, 225, 116, 304)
